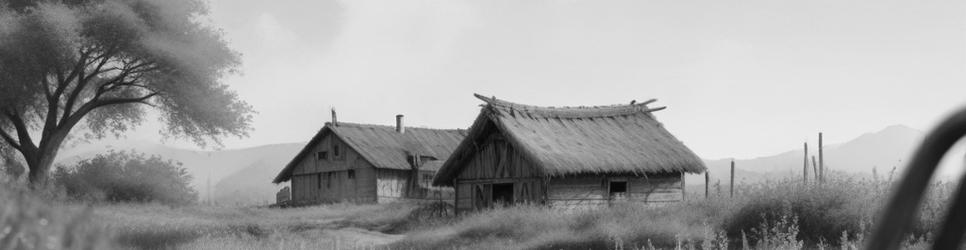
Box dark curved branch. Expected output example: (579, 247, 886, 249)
(3, 111, 37, 153)
(865, 106, 966, 250)
(94, 92, 159, 108)
(0, 128, 21, 151)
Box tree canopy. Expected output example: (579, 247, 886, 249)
(0, 0, 252, 184)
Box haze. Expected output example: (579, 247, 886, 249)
(119, 0, 966, 161)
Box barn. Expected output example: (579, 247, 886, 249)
(432, 94, 705, 213)
(273, 112, 465, 205)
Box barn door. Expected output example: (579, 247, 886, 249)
(472, 183, 492, 211)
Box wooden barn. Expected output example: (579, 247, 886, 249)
(273, 112, 465, 204)
(432, 94, 705, 212)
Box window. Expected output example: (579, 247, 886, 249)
(317, 173, 322, 189)
(333, 145, 341, 158)
(326, 172, 333, 188)
(317, 151, 328, 160)
(348, 170, 355, 179)
(609, 181, 627, 194)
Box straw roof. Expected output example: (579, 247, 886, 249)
(273, 122, 466, 183)
(433, 94, 705, 186)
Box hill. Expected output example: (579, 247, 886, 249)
(690, 125, 928, 186)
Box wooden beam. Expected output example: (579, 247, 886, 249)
(646, 106, 667, 112)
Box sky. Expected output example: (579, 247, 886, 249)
(123, 0, 966, 160)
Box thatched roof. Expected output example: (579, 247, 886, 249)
(273, 122, 466, 183)
(433, 94, 705, 186)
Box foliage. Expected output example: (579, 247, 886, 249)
(0, 183, 111, 249)
(53, 151, 197, 205)
(0, 0, 252, 184)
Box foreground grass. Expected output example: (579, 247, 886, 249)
(95, 202, 423, 249)
(0, 174, 951, 249)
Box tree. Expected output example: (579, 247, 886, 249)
(54, 150, 198, 205)
(0, 0, 253, 186)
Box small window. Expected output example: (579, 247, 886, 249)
(609, 181, 627, 194)
(348, 170, 355, 179)
(317, 151, 328, 160)
(333, 145, 341, 157)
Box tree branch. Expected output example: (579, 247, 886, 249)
(94, 92, 159, 108)
(0, 128, 21, 151)
(4, 111, 37, 153)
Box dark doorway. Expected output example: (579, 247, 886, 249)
(492, 183, 514, 206)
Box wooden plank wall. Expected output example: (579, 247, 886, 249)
(290, 134, 377, 204)
(627, 175, 683, 203)
(376, 169, 452, 203)
(453, 132, 544, 213)
(456, 134, 539, 180)
(547, 173, 683, 209)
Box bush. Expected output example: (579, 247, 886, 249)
(53, 151, 197, 205)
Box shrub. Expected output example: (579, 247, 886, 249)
(53, 151, 197, 205)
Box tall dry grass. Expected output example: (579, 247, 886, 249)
(0, 171, 955, 249)
(393, 174, 951, 250)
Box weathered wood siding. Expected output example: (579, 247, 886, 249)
(453, 132, 544, 213)
(376, 169, 450, 203)
(547, 173, 683, 209)
(290, 134, 377, 204)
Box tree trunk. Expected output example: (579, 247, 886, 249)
(26, 156, 52, 186)
(21, 129, 69, 188)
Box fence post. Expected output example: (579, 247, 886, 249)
(803, 142, 808, 185)
(705, 171, 710, 199)
(730, 159, 735, 198)
(819, 132, 824, 183)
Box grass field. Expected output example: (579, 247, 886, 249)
(0, 175, 949, 249)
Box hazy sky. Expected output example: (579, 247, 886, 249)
(124, 0, 966, 160)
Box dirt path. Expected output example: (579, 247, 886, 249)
(322, 227, 406, 246)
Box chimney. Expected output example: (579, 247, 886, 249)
(396, 114, 405, 134)
(331, 108, 338, 126)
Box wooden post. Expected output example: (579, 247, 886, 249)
(819, 132, 824, 183)
(812, 156, 819, 181)
(705, 171, 710, 199)
(730, 159, 735, 198)
(803, 142, 808, 185)
(681, 172, 686, 201)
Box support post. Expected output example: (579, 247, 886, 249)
(730, 159, 735, 198)
(705, 171, 710, 199)
(681, 172, 686, 201)
(812, 156, 819, 181)
(804, 142, 808, 185)
(819, 132, 824, 183)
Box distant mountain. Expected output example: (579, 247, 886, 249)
(689, 125, 926, 186)
(55, 140, 304, 203)
(213, 159, 281, 206)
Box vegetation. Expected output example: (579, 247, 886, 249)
(53, 151, 197, 205)
(0, 0, 252, 185)
(0, 184, 110, 250)
(0, 173, 949, 249)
